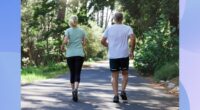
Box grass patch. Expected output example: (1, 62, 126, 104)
(21, 62, 68, 83)
(154, 62, 179, 82)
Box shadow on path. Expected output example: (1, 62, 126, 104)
(21, 62, 178, 110)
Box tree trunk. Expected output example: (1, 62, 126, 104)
(57, 0, 67, 21)
(100, 7, 104, 27)
(46, 15, 51, 64)
(97, 11, 99, 26)
(105, 7, 109, 29)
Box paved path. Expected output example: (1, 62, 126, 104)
(21, 61, 178, 110)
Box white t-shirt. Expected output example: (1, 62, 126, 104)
(103, 24, 134, 59)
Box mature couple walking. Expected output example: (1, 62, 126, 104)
(61, 12, 136, 103)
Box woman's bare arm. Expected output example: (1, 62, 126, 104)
(82, 36, 86, 46)
(61, 36, 68, 51)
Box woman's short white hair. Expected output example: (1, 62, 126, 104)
(68, 15, 78, 27)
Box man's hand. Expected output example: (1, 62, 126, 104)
(129, 52, 134, 59)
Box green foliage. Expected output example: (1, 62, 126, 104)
(117, 0, 179, 35)
(22, 0, 109, 67)
(154, 62, 179, 82)
(116, 0, 178, 79)
(88, 0, 115, 12)
(134, 15, 179, 75)
(22, 0, 68, 66)
(81, 22, 107, 61)
(21, 0, 179, 81)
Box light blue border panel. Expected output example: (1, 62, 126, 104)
(180, 0, 200, 110)
(0, 0, 20, 110)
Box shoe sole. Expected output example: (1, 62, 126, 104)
(113, 98, 119, 103)
(73, 98, 78, 102)
(113, 101, 119, 103)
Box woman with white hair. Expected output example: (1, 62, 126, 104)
(61, 15, 86, 102)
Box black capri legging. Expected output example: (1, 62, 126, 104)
(67, 56, 84, 84)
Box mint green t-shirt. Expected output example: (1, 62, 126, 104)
(64, 27, 86, 57)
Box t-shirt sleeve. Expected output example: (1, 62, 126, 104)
(82, 30, 86, 38)
(64, 29, 69, 38)
(128, 26, 134, 38)
(103, 28, 109, 38)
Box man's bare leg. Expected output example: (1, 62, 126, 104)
(111, 71, 119, 96)
(112, 71, 120, 103)
(122, 70, 128, 91)
(121, 70, 128, 100)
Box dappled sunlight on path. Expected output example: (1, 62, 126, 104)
(21, 61, 178, 110)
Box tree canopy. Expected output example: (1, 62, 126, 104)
(22, 0, 179, 80)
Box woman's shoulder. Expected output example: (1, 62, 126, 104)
(66, 27, 73, 31)
(65, 28, 72, 33)
(76, 28, 86, 34)
(77, 27, 85, 32)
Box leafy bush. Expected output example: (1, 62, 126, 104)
(154, 62, 179, 82)
(134, 15, 179, 75)
(81, 22, 107, 61)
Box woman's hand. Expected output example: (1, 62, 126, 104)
(61, 45, 65, 52)
(61, 36, 68, 52)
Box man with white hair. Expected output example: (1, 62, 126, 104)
(101, 12, 136, 103)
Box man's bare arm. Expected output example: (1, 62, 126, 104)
(129, 34, 136, 58)
(101, 37, 108, 47)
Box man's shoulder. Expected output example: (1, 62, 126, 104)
(105, 24, 132, 31)
(122, 24, 131, 29)
(106, 25, 114, 29)
(106, 24, 121, 30)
